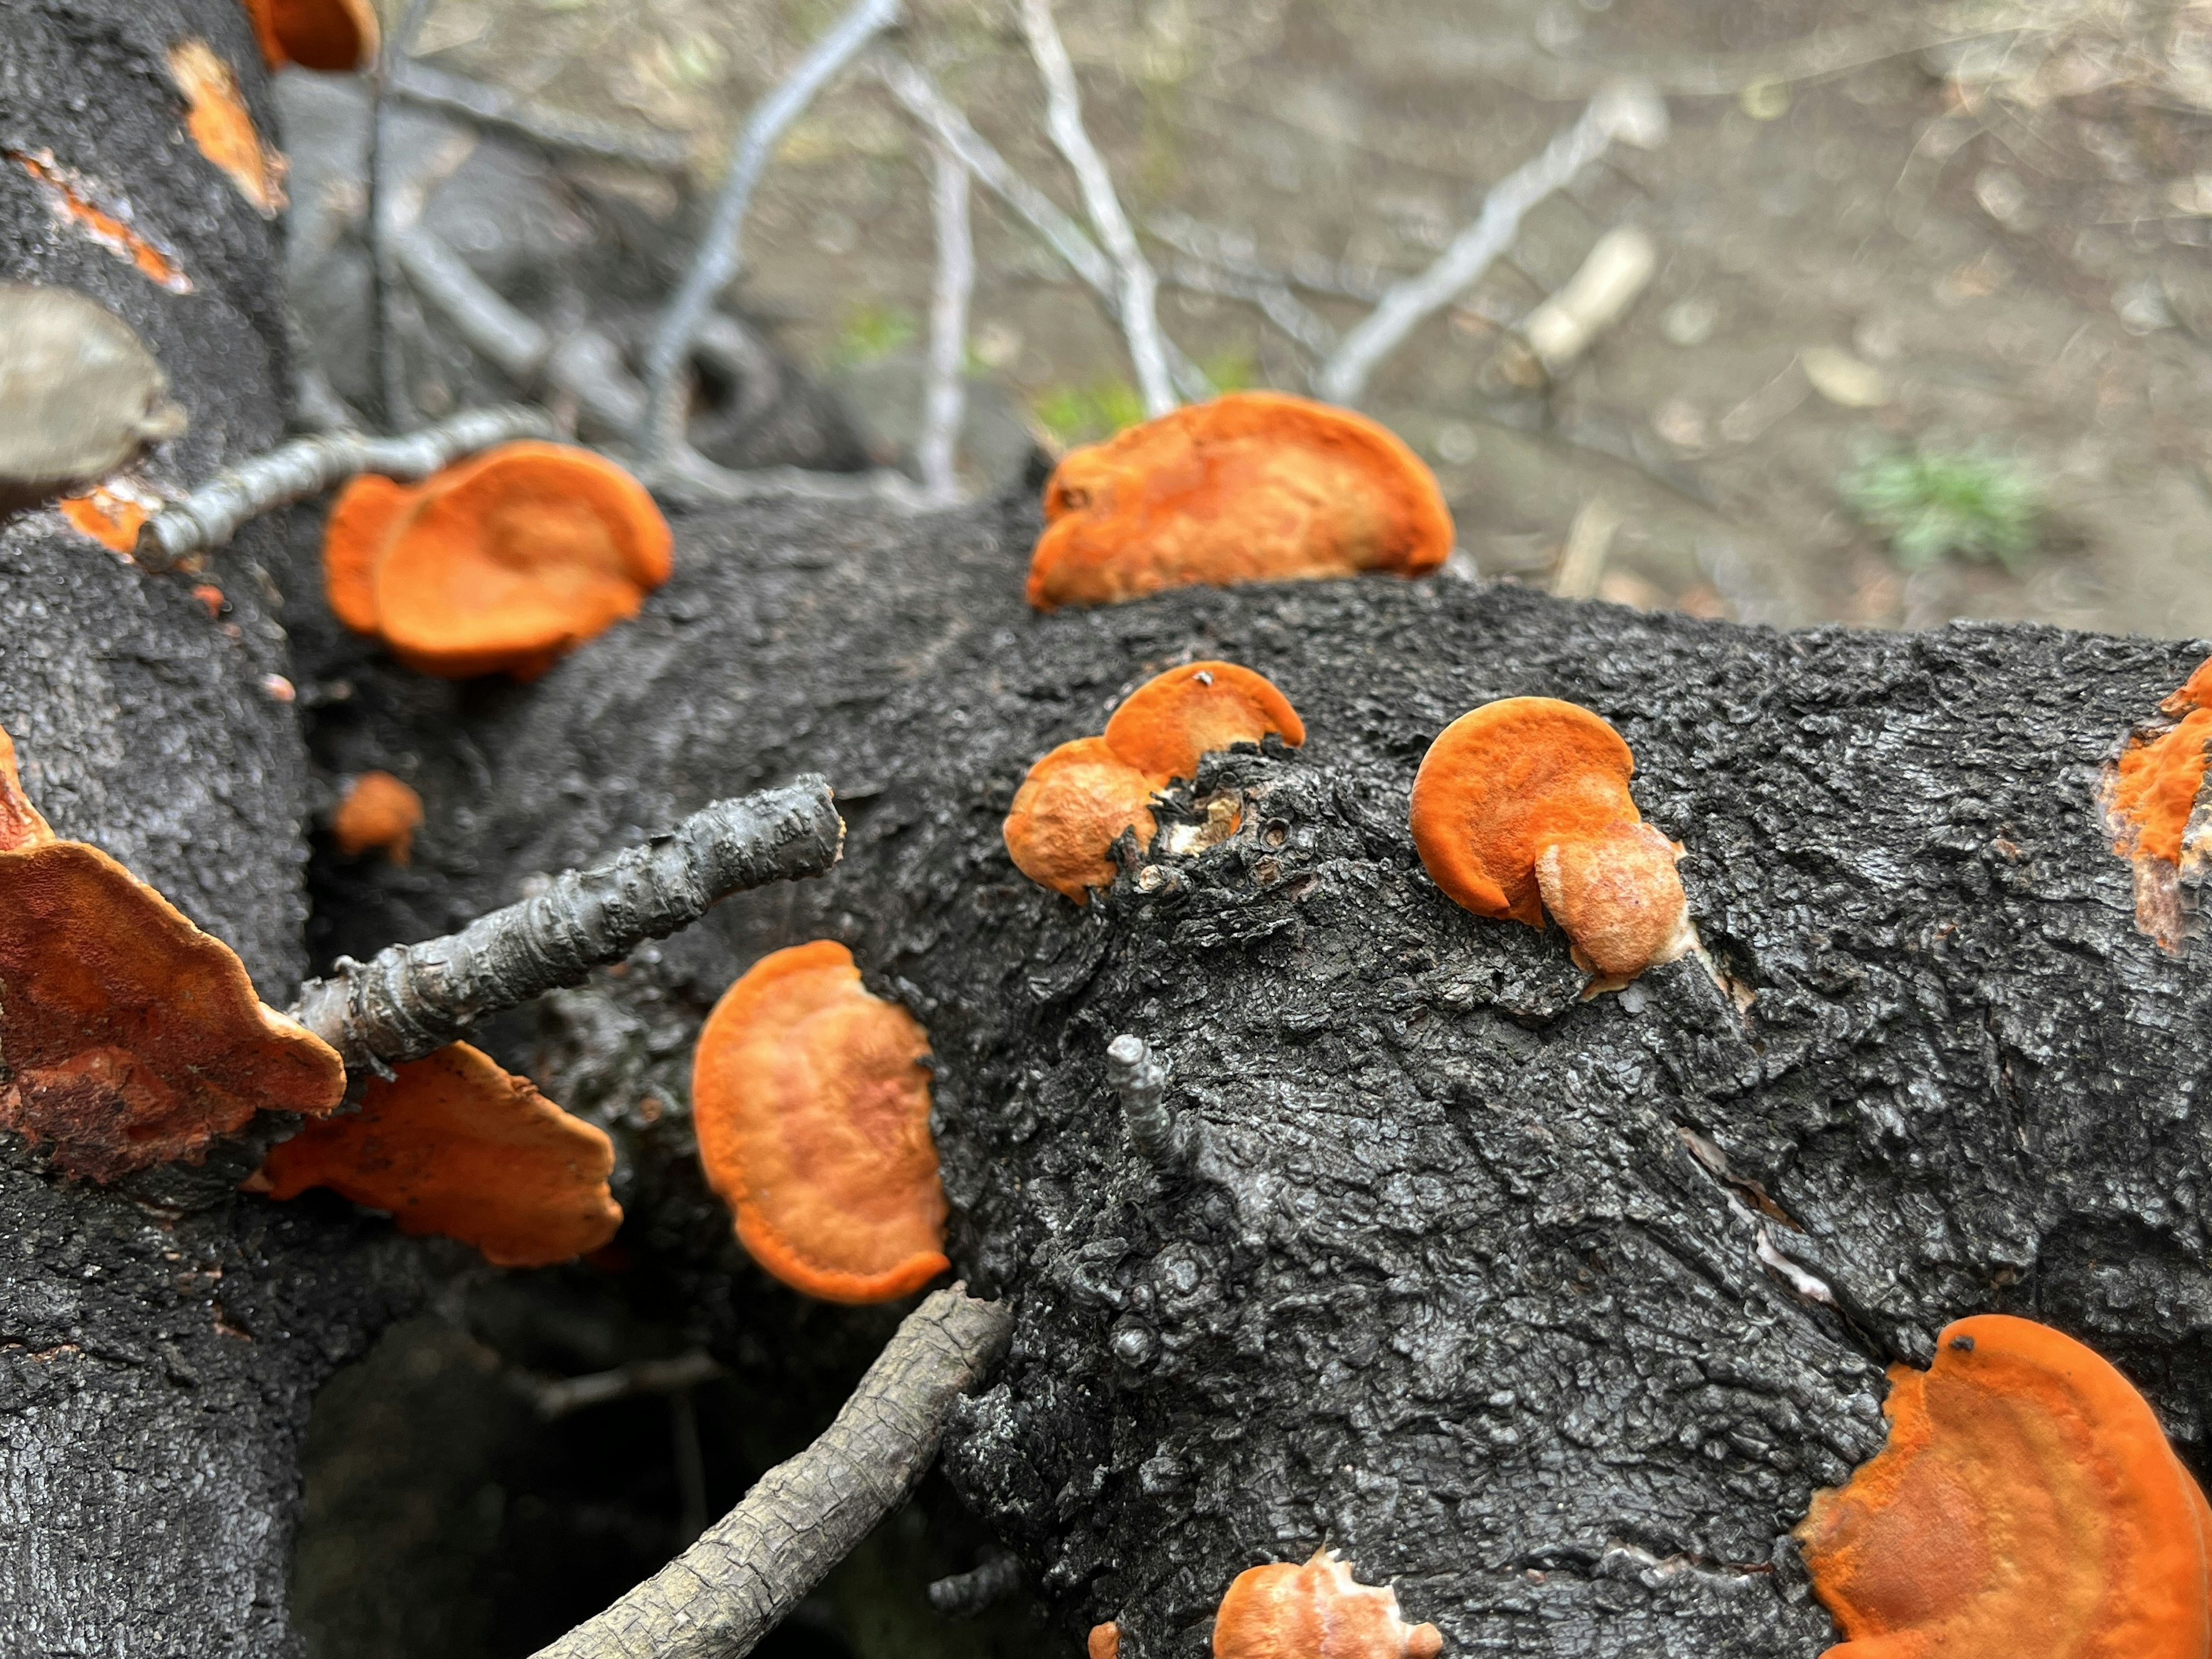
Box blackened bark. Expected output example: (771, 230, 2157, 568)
(297, 486, 2212, 1657)
(1, 6, 420, 1654)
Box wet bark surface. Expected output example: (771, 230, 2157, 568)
(294, 483, 2212, 1657)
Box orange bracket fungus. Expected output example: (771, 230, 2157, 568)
(0, 723, 346, 1179)
(1796, 1313, 2211, 1658)
(321, 440, 674, 678)
(251, 1041, 621, 1268)
(691, 941, 949, 1304)
(240, 0, 381, 72)
(1004, 661, 1305, 902)
(1213, 1549, 1444, 1659)
(1410, 696, 1693, 985)
(168, 40, 286, 215)
(2104, 654, 2212, 953)
(1088, 1622, 1121, 1659)
(1027, 390, 1453, 610)
(332, 770, 425, 864)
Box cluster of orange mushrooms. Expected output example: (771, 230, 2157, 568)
(11, 327, 2209, 1652)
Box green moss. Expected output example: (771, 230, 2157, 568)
(1841, 448, 2039, 573)
(1032, 377, 1147, 446)
(828, 304, 918, 370)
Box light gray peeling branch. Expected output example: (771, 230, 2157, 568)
(291, 779, 844, 1075)
(532, 1285, 1013, 1659)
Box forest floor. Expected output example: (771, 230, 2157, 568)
(373, 0, 2212, 638)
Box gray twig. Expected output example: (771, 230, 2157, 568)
(369, 0, 439, 432)
(639, 0, 903, 462)
(1017, 0, 1174, 417)
(1156, 254, 1338, 357)
(642, 444, 928, 510)
(926, 1552, 1025, 1618)
(391, 60, 690, 171)
(1314, 81, 1668, 406)
(1106, 1034, 1184, 1163)
(522, 1353, 728, 1422)
(531, 1286, 1013, 1659)
(138, 403, 554, 569)
(918, 141, 973, 505)
(1147, 209, 1392, 304)
(872, 55, 1212, 404)
(291, 780, 844, 1075)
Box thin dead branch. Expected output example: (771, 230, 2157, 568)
(1147, 209, 1391, 302)
(137, 403, 555, 568)
(872, 55, 1213, 403)
(531, 1286, 1013, 1659)
(368, 0, 438, 432)
(391, 60, 690, 171)
(291, 780, 844, 1076)
(1017, 0, 1175, 416)
(1315, 81, 1669, 406)
(639, 0, 903, 461)
(918, 141, 974, 504)
(524, 1353, 728, 1422)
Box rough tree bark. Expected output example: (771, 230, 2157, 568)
(5, 5, 2211, 1658)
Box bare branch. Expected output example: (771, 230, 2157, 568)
(1147, 209, 1392, 304)
(532, 1286, 1014, 1659)
(1156, 253, 1337, 358)
(872, 55, 1213, 404)
(1313, 81, 1669, 406)
(390, 60, 690, 171)
(524, 1353, 726, 1422)
(137, 403, 555, 569)
(639, 0, 903, 461)
(1016, 0, 1175, 417)
(642, 443, 927, 511)
(926, 1552, 1024, 1618)
(917, 142, 973, 505)
(291, 779, 844, 1075)
(392, 225, 551, 382)
(368, 0, 438, 431)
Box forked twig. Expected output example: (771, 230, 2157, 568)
(391, 60, 690, 171)
(138, 404, 555, 568)
(532, 1286, 1013, 1659)
(1315, 81, 1668, 405)
(291, 780, 844, 1075)
(917, 141, 974, 504)
(639, 0, 903, 461)
(873, 56, 1212, 403)
(1017, 0, 1175, 417)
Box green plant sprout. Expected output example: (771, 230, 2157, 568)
(827, 304, 917, 370)
(1841, 448, 2039, 573)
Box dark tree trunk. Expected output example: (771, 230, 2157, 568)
(5, 5, 2211, 1657)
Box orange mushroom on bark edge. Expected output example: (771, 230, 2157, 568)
(2103, 653, 2212, 953)
(250, 1041, 621, 1268)
(1212, 1549, 1444, 1659)
(321, 441, 674, 679)
(0, 722, 346, 1180)
(239, 0, 381, 72)
(332, 770, 424, 864)
(1795, 1313, 2212, 1659)
(1410, 697, 1692, 986)
(1027, 391, 1453, 611)
(1004, 661, 1305, 903)
(691, 941, 949, 1304)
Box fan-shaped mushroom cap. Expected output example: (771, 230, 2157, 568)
(241, 0, 381, 71)
(2112, 656, 2212, 868)
(369, 442, 673, 678)
(323, 472, 417, 635)
(692, 941, 948, 1304)
(1028, 391, 1453, 610)
(1088, 1623, 1121, 1659)
(0, 725, 54, 851)
(1213, 1550, 1444, 1659)
(1101, 661, 1306, 783)
(253, 1041, 620, 1267)
(1796, 1314, 2212, 1659)
(1003, 737, 1160, 903)
(332, 770, 424, 864)
(0, 840, 345, 1180)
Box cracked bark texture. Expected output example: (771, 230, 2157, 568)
(1, 5, 422, 1653)
(297, 484, 2212, 1658)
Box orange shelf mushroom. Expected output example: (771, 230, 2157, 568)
(1005, 661, 1304, 903)
(0, 722, 346, 1180)
(1027, 391, 1453, 611)
(691, 941, 949, 1304)
(1213, 1549, 1444, 1659)
(252, 1041, 621, 1268)
(1410, 697, 1692, 984)
(239, 0, 381, 72)
(2105, 655, 2212, 952)
(332, 770, 424, 864)
(1796, 1313, 2212, 1659)
(321, 441, 673, 679)
(1088, 1622, 1122, 1659)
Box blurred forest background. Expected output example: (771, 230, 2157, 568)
(276, 1, 2212, 1655)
